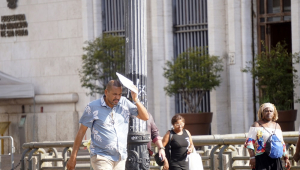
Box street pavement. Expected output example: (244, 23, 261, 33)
(1, 153, 22, 170)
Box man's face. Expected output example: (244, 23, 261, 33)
(105, 86, 122, 107)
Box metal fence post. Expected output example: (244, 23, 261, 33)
(218, 145, 230, 170)
(28, 148, 38, 170)
(62, 147, 72, 170)
(0, 136, 15, 170)
(20, 148, 31, 170)
(209, 145, 222, 170)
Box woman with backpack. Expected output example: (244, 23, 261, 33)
(244, 103, 291, 170)
(161, 115, 194, 170)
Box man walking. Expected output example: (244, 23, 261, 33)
(67, 80, 149, 170)
(147, 113, 166, 161)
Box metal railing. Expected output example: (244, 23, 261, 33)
(0, 136, 15, 170)
(20, 131, 300, 170)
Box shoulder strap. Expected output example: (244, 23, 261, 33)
(169, 130, 174, 140)
(168, 130, 174, 160)
(257, 121, 276, 135)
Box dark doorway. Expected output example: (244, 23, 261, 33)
(269, 22, 292, 53)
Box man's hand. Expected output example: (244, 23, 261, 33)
(285, 158, 291, 170)
(131, 84, 149, 120)
(130, 85, 138, 101)
(67, 124, 88, 170)
(66, 156, 76, 170)
(159, 148, 166, 161)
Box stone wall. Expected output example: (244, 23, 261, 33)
(1, 0, 299, 156)
(0, 0, 89, 153)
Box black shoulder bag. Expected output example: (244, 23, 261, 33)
(165, 130, 174, 161)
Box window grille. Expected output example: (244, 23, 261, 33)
(102, 0, 210, 112)
(102, 0, 126, 86)
(173, 0, 210, 113)
(102, 0, 125, 37)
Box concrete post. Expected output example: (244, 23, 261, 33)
(124, 0, 150, 170)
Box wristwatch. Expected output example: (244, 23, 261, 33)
(159, 147, 165, 150)
(133, 98, 140, 105)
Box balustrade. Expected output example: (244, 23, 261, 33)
(17, 132, 300, 170)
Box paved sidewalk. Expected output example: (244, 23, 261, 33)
(0, 149, 90, 170)
(1, 153, 22, 170)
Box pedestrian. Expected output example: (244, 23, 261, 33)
(292, 126, 300, 162)
(245, 103, 290, 170)
(161, 114, 194, 170)
(147, 113, 166, 161)
(66, 80, 149, 170)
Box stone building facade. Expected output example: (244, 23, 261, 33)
(0, 0, 300, 153)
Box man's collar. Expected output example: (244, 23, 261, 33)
(100, 95, 108, 107)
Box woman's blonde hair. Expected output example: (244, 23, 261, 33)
(257, 103, 278, 121)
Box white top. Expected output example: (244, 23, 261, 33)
(247, 126, 284, 142)
(245, 126, 287, 156)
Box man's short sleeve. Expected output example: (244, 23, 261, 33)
(124, 98, 138, 116)
(79, 105, 95, 128)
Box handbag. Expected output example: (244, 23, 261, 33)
(165, 130, 174, 161)
(156, 130, 174, 166)
(188, 147, 203, 170)
(154, 153, 164, 166)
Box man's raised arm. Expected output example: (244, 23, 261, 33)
(130, 85, 149, 121)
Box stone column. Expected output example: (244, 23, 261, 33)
(291, 0, 300, 130)
(241, 0, 254, 130)
(207, 0, 229, 134)
(146, 0, 174, 135)
(124, 0, 150, 170)
(227, 0, 252, 133)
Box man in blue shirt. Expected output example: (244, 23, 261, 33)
(67, 80, 149, 170)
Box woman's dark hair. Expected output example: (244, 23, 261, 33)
(171, 114, 185, 125)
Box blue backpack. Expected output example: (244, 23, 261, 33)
(260, 123, 284, 159)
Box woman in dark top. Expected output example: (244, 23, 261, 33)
(162, 115, 194, 170)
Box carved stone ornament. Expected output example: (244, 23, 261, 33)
(126, 150, 150, 170)
(126, 150, 139, 170)
(140, 150, 150, 170)
(7, 0, 17, 9)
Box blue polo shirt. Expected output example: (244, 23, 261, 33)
(79, 96, 138, 161)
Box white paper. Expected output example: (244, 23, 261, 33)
(116, 72, 138, 94)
